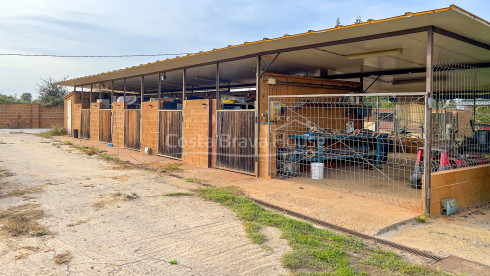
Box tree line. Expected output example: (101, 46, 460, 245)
(0, 77, 67, 106)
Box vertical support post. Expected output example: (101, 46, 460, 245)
(74, 86, 77, 104)
(90, 84, 93, 105)
(140, 75, 144, 105)
(99, 82, 102, 103)
(375, 96, 379, 132)
(216, 63, 220, 110)
(158, 73, 161, 105)
(255, 55, 262, 177)
(424, 27, 434, 215)
(111, 80, 114, 106)
(123, 78, 127, 104)
(182, 69, 187, 101)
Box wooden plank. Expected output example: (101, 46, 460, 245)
(124, 109, 141, 150)
(80, 109, 90, 139)
(99, 110, 112, 143)
(216, 110, 255, 174)
(158, 110, 183, 159)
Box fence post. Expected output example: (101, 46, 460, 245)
(423, 27, 434, 215)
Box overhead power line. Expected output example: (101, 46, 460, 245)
(0, 53, 195, 58)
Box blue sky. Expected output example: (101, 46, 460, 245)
(0, 0, 488, 98)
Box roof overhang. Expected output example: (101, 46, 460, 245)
(56, 5, 490, 93)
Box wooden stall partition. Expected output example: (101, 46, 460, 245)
(124, 109, 141, 150)
(99, 109, 112, 143)
(216, 110, 256, 174)
(158, 110, 183, 159)
(80, 109, 90, 139)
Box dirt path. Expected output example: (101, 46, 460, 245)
(0, 130, 289, 275)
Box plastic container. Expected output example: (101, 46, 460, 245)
(73, 129, 79, 138)
(311, 163, 324, 180)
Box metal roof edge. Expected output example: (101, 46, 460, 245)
(56, 5, 484, 87)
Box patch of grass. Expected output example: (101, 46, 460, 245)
(54, 251, 72, 265)
(77, 146, 102, 156)
(35, 126, 67, 138)
(198, 187, 446, 275)
(0, 185, 45, 199)
(125, 193, 139, 200)
(163, 192, 193, 197)
(51, 142, 59, 146)
(63, 141, 72, 145)
(416, 214, 429, 223)
(169, 259, 178, 265)
(184, 177, 204, 184)
(0, 204, 51, 237)
(363, 250, 444, 275)
(160, 163, 183, 173)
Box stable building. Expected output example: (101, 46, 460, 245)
(59, 5, 490, 215)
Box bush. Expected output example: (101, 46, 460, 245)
(36, 126, 67, 138)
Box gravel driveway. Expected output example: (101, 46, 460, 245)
(0, 130, 288, 275)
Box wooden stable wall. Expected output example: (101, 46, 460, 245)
(428, 164, 490, 215)
(259, 73, 361, 124)
(0, 103, 63, 129)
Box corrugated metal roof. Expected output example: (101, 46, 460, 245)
(57, 5, 489, 87)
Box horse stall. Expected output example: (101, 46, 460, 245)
(80, 109, 90, 139)
(124, 109, 141, 150)
(99, 109, 112, 143)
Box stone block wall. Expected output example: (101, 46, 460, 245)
(429, 164, 490, 215)
(183, 99, 212, 167)
(90, 103, 101, 142)
(0, 104, 63, 129)
(140, 101, 160, 155)
(111, 102, 126, 147)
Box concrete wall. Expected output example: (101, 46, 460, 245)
(0, 103, 63, 129)
(140, 101, 160, 155)
(429, 164, 490, 215)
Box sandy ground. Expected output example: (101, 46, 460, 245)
(49, 134, 490, 269)
(378, 202, 490, 267)
(0, 130, 289, 275)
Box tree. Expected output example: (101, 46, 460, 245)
(336, 17, 341, 27)
(20, 93, 32, 103)
(475, 106, 490, 125)
(0, 93, 25, 103)
(37, 77, 67, 106)
(355, 16, 363, 24)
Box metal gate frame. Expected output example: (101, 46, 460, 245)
(215, 109, 256, 175)
(158, 110, 183, 159)
(124, 109, 141, 150)
(99, 109, 112, 143)
(267, 92, 430, 209)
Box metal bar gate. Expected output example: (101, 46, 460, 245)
(268, 92, 428, 208)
